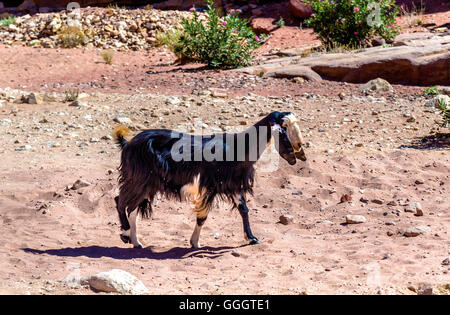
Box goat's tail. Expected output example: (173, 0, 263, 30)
(114, 125, 132, 149)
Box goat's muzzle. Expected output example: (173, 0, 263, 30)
(295, 146, 307, 161)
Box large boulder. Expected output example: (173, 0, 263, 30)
(235, 33, 450, 86)
(289, 0, 312, 19)
(263, 65, 322, 82)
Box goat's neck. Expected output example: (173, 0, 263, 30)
(241, 115, 273, 163)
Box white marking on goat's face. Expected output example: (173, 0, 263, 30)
(282, 113, 307, 161)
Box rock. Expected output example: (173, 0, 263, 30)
(26, 93, 44, 105)
(425, 94, 449, 108)
(165, 96, 180, 105)
(292, 190, 303, 196)
(345, 214, 366, 224)
(404, 225, 430, 237)
(88, 269, 149, 295)
(417, 284, 450, 295)
(69, 100, 87, 107)
(47, 141, 60, 148)
(279, 214, 294, 225)
(442, 257, 450, 266)
(405, 202, 422, 214)
(15, 145, 32, 151)
(113, 115, 132, 125)
(250, 18, 276, 34)
(263, 65, 322, 82)
(235, 35, 450, 85)
(340, 194, 352, 203)
(359, 78, 393, 93)
(72, 179, 91, 190)
(371, 199, 383, 205)
(289, 0, 313, 19)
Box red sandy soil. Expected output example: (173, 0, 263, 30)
(0, 4, 449, 295)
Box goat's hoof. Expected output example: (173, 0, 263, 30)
(133, 244, 143, 249)
(249, 238, 260, 245)
(120, 234, 131, 244)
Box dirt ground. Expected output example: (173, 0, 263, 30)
(0, 5, 449, 295)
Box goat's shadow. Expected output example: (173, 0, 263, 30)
(22, 244, 244, 260)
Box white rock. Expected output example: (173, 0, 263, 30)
(405, 202, 422, 214)
(345, 214, 366, 224)
(113, 115, 132, 124)
(15, 145, 32, 151)
(88, 269, 149, 295)
(404, 225, 430, 237)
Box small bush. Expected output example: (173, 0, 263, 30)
(423, 86, 442, 96)
(436, 98, 450, 128)
(276, 17, 285, 28)
(0, 16, 16, 27)
(101, 50, 114, 65)
(305, 0, 399, 48)
(57, 26, 93, 48)
(64, 89, 79, 102)
(168, 0, 266, 69)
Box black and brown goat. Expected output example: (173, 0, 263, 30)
(114, 111, 306, 248)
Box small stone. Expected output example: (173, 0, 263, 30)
(340, 194, 352, 203)
(69, 100, 87, 107)
(113, 115, 132, 124)
(442, 258, 450, 266)
(415, 208, 424, 216)
(345, 215, 366, 224)
(279, 214, 294, 225)
(72, 179, 91, 190)
(387, 201, 397, 206)
(292, 190, 303, 196)
(89, 137, 100, 143)
(404, 225, 430, 237)
(371, 199, 383, 205)
(405, 202, 422, 214)
(417, 285, 433, 295)
(415, 179, 424, 185)
(338, 92, 346, 100)
(47, 141, 60, 148)
(15, 145, 32, 151)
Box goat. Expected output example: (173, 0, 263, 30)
(114, 111, 306, 248)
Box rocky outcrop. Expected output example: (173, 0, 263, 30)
(235, 33, 450, 86)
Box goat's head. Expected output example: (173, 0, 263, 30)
(269, 112, 307, 165)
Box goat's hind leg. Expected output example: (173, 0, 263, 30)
(116, 195, 145, 248)
(235, 195, 260, 245)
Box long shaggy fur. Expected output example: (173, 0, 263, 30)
(114, 111, 306, 243)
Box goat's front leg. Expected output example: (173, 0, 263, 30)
(236, 195, 260, 245)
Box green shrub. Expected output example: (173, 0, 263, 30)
(305, 0, 399, 48)
(101, 50, 114, 65)
(436, 98, 449, 128)
(170, 0, 266, 69)
(423, 86, 442, 96)
(276, 17, 285, 28)
(0, 16, 16, 27)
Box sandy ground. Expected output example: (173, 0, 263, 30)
(0, 86, 449, 295)
(0, 4, 449, 294)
